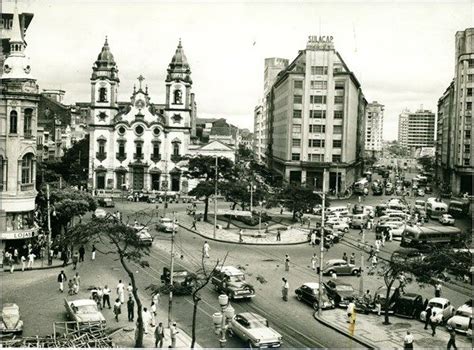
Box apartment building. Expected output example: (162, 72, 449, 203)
(398, 109, 436, 150)
(365, 101, 384, 158)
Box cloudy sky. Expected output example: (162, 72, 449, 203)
(10, 0, 473, 140)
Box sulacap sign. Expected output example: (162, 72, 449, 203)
(308, 35, 334, 43)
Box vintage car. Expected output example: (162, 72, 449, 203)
(97, 197, 115, 208)
(392, 293, 424, 319)
(323, 279, 357, 308)
(160, 267, 196, 295)
(420, 298, 455, 323)
(92, 208, 107, 219)
(294, 282, 335, 311)
(0, 303, 23, 335)
(371, 286, 397, 315)
(230, 312, 282, 348)
(439, 214, 455, 226)
(211, 266, 255, 300)
(415, 188, 425, 197)
(326, 221, 349, 233)
(447, 301, 473, 334)
(156, 217, 177, 233)
(322, 259, 360, 276)
(130, 225, 153, 246)
(64, 299, 106, 324)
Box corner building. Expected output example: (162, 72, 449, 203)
(266, 36, 366, 191)
(88, 39, 196, 193)
(0, 4, 39, 250)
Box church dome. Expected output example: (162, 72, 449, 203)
(96, 37, 115, 65)
(170, 40, 189, 67)
(166, 39, 192, 83)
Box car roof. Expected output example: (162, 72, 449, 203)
(327, 279, 351, 286)
(68, 299, 97, 307)
(429, 297, 449, 304)
(160, 218, 173, 221)
(327, 259, 346, 264)
(219, 266, 244, 275)
(302, 282, 320, 289)
(238, 312, 266, 322)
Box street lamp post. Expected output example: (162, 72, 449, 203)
(46, 184, 53, 265)
(213, 155, 218, 239)
(212, 294, 235, 348)
(258, 200, 263, 234)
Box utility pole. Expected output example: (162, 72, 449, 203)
(317, 170, 326, 317)
(46, 184, 52, 265)
(168, 211, 176, 328)
(359, 231, 365, 295)
(249, 180, 253, 213)
(213, 155, 218, 239)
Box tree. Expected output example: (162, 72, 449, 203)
(186, 155, 235, 222)
(278, 183, 324, 221)
(63, 215, 153, 348)
(236, 144, 253, 162)
(417, 155, 434, 173)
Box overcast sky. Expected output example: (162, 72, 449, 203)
(10, 0, 473, 140)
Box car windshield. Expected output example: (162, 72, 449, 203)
(161, 219, 172, 223)
(335, 285, 354, 292)
(455, 310, 472, 317)
(229, 275, 245, 283)
(248, 318, 268, 328)
(76, 305, 99, 314)
(429, 302, 444, 309)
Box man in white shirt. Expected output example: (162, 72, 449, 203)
(142, 307, 151, 334)
(203, 241, 210, 258)
(404, 330, 414, 349)
(27, 252, 36, 269)
(346, 299, 356, 323)
(117, 280, 125, 304)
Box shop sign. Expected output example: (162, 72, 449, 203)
(1, 229, 37, 240)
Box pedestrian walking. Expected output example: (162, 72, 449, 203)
(264, 222, 269, 233)
(21, 255, 26, 271)
(331, 271, 338, 279)
(150, 301, 157, 327)
(363, 290, 371, 304)
(72, 251, 79, 270)
(346, 299, 355, 323)
(310, 231, 316, 246)
(311, 253, 318, 271)
(27, 251, 36, 269)
(367, 246, 375, 261)
(154, 322, 165, 348)
(447, 327, 457, 349)
(239, 229, 243, 243)
(375, 239, 381, 253)
(13, 248, 19, 264)
(68, 279, 75, 295)
(281, 278, 289, 301)
(152, 292, 160, 307)
(191, 217, 197, 230)
(102, 285, 111, 309)
(73, 272, 81, 294)
(424, 304, 432, 330)
(142, 308, 151, 334)
(349, 253, 356, 265)
(170, 321, 179, 348)
(342, 252, 348, 262)
(117, 280, 125, 304)
(434, 283, 442, 297)
(430, 312, 439, 336)
(127, 295, 135, 322)
(78, 245, 85, 262)
(374, 294, 382, 316)
(403, 330, 414, 349)
(276, 229, 281, 241)
(359, 227, 364, 236)
(127, 282, 133, 298)
(381, 232, 386, 246)
(284, 254, 290, 271)
(371, 255, 378, 269)
(5, 251, 14, 273)
(91, 244, 96, 261)
(57, 270, 67, 292)
(203, 241, 210, 258)
(113, 298, 121, 322)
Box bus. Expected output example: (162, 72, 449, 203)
(354, 178, 369, 194)
(401, 225, 462, 248)
(425, 198, 448, 219)
(448, 200, 470, 218)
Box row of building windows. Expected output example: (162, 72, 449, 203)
(0, 154, 34, 192)
(291, 153, 342, 162)
(306, 139, 342, 148)
(293, 110, 344, 119)
(294, 80, 345, 90)
(97, 140, 180, 159)
(294, 95, 344, 105)
(8, 109, 33, 136)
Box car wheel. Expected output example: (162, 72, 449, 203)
(328, 270, 335, 275)
(352, 269, 359, 276)
(344, 228, 348, 233)
(248, 340, 254, 349)
(296, 294, 302, 301)
(313, 302, 319, 311)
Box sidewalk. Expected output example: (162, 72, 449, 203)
(2, 257, 67, 272)
(315, 308, 472, 349)
(176, 212, 309, 245)
(111, 325, 201, 348)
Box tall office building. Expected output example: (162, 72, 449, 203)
(365, 101, 384, 158)
(436, 28, 473, 194)
(264, 36, 366, 192)
(398, 109, 436, 150)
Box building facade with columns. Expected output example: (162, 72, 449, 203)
(0, 3, 39, 249)
(88, 39, 196, 193)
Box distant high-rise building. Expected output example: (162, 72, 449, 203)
(364, 101, 384, 158)
(398, 109, 436, 150)
(260, 36, 366, 192)
(436, 28, 473, 195)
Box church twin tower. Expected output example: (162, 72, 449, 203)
(88, 38, 196, 192)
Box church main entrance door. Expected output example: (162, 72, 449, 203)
(132, 167, 144, 191)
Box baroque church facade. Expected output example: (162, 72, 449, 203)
(88, 38, 196, 193)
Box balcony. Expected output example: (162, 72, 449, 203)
(133, 153, 144, 161)
(116, 152, 127, 162)
(151, 154, 162, 163)
(96, 152, 107, 162)
(20, 183, 34, 191)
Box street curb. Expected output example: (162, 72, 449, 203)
(2, 261, 70, 273)
(178, 223, 309, 246)
(313, 312, 377, 349)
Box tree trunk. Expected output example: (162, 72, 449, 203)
(383, 279, 395, 325)
(120, 256, 144, 348)
(191, 294, 200, 348)
(204, 196, 209, 222)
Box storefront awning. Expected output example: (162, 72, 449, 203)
(1, 228, 38, 240)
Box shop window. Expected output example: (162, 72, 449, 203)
(6, 212, 34, 231)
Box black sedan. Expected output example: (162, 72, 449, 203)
(323, 279, 357, 308)
(295, 283, 335, 311)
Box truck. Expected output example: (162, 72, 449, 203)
(211, 266, 255, 300)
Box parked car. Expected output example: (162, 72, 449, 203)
(211, 266, 255, 300)
(156, 217, 177, 233)
(92, 208, 107, 219)
(447, 301, 473, 334)
(326, 221, 349, 233)
(323, 279, 357, 307)
(130, 225, 153, 246)
(294, 282, 335, 311)
(420, 298, 455, 323)
(415, 188, 425, 197)
(0, 303, 23, 335)
(371, 286, 397, 315)
(64, 299, 106, 324)
(160, 267, 196, 295)
(350, 214, 369, 229)
(393, 293, 424, 319)
(322, 259, 360, 276)
(97, 197, 115, 208)
(230, 312, 282, 348)
(439, 214, 455, 225)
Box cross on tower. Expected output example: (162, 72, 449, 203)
(137, 75, 145, 89)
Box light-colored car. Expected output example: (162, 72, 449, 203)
(230, 312, 282, 348)
(93, 208, 107, 219)
(327, 221, 349, 233)
(322, 259, 360, 276)
(420, 298, 455, 323)
(131, 225, 153, 246)
(439, 214, 455, 226)
(156, 217, 177, 233)
(447, 301, 473, 334)
(64, 299, 106, 324)
(0, 303, 23, 335)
